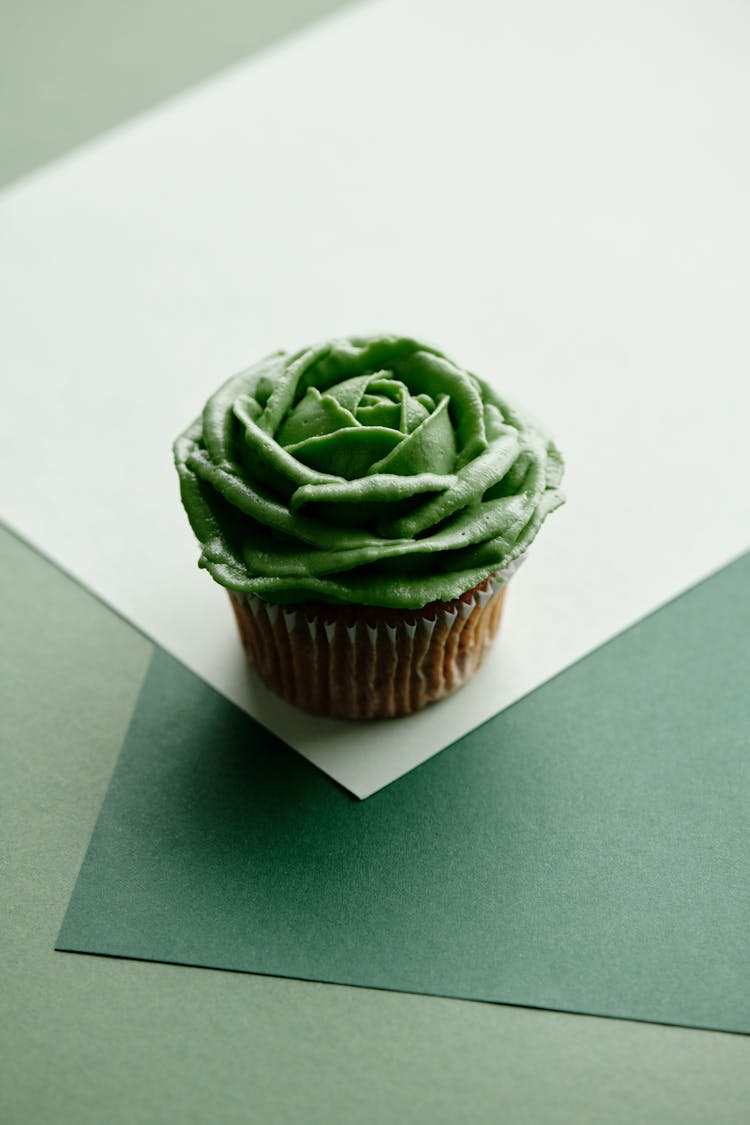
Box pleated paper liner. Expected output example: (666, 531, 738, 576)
(228, 560, 523, 720)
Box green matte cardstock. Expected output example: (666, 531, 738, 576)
(58, 554, 750, 1033)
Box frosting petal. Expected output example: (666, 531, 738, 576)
(174, 335, 565, 607)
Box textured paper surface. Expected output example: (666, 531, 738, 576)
(58, 551, 750, 1033)
(2, 0, 750, 795)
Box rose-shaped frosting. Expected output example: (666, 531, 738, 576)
(174, 336, 564, 608)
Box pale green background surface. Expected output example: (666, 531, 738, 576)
(3, 525, 750, 1125)
(2, 1, 750, 1119)
(0, 0, 352, 188)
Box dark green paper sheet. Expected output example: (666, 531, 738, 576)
(58, 554, 750, 1033)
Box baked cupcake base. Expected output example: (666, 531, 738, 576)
(228, 572, 513, 720)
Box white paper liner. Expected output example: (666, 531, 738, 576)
(228, 561, 522, 719)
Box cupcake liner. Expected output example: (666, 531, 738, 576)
(228, 560, 523, 720)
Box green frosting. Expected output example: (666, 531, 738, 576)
(173, 336, 565, 608)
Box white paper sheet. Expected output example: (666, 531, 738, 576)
(2, 0, 749, 797)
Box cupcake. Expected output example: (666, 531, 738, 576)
(173, 335, 564, 719)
